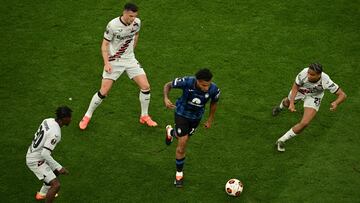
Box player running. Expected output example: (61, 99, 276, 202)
(272, 63, 346, 152)
(163, 68, 220, 187)
(26, 106, 72, 202)
(79, 3, 157, 130)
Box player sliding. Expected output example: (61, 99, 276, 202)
(163, 68, 221, 187)
(79, 3, 157, 130)
(26, 106, 72, 202)
(272, 63, 346, 152)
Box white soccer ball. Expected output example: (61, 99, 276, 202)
(225, 178, 243, 197)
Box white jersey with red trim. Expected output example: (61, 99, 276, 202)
(295, 68, 339, 96)
(104, 17, 141, 62)
(26, 118, 61, 163)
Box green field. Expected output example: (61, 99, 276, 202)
(1, 0, 359, 202)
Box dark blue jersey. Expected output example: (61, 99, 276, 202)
(171, 76, 220, 120)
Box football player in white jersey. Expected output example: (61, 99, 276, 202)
(272, 63, 346, 152)
(79, 3, 157, 130)
(26, 106, 72, 202)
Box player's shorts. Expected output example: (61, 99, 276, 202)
(102, 59, 146, 81)
(174, 113, 200, 137)
(287, 91, 323, 111)
(26, 161, 56, 184)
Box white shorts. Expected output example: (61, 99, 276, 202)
(102, 59, 146, 81)
(288, 91, 323, 111)
(26, 161, 56, 184)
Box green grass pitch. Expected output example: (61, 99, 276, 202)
(0, 0, 359, 202)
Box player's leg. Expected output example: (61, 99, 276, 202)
(174, 135, 189, 187)
(273, 97, 289, 116)
(28, 162, 58, 201)
(172, 115, 200, 187)
(45, 178, 60, 203)
(276, 107, 317, 152)
(273, 90, 304, 116)
(36, 166, 61, 199)
(131, 70, 157, 127)
(79, 78, 113, 129)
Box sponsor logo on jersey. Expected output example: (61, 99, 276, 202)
(189, 98, 203, 107)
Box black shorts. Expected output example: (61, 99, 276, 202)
(174, 114, 200, 137)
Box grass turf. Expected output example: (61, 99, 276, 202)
(0, 0, 359, 202)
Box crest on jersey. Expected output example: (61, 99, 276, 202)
(205, 93, 209, 98)
(51, 139, 57, 145)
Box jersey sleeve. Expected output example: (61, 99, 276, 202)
(322, 74, 339, 93)
(134, 18, 141, 33)
(295, 68, 308, 86)
(43, 131, 60, 152)
(211, 87, 221, 102)
(104, 22, 114, 41)
(171, 77, 189, 89)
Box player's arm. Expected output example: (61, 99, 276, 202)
(204, 101, 217, 128)
(330, 88, 347, 111)
(134, 32, 139, 50)
(289, 82, 299, 112)
(41, 148, 62, 170)
(163, 82, 175, 109)
(101, 39, 112, 73)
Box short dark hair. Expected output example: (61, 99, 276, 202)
(195, 68, 213, 81)
(55, 106, 72, 119)
(309, 63, 323, 74)
(124, 3, 138, 12)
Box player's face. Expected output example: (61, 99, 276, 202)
(307, 69, 321, 83)
(122, 10, 138, 25)
(196, 80, 211, 92)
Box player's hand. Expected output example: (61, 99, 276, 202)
(104, 63, 112, 73)
(204, 119, 213, 128)
(288, 103, 296, 112)
(330, 102, 338, 111)
(164, 98, 175, 109)
(59, 167, 69, 175)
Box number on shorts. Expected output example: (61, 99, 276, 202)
(33, 125, 45, 148)
(314, 97, 321, 106)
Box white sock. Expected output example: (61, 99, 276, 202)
(278, 128, 297, 142)
(39, 184, 50, 195)
(279, 99, 284, 109)
(85, 92, 104, 117)
(139, 90, 150, 116)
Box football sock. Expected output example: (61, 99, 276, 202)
(39, 183, 50, 195)
(279, 99, 284, 109)
(278, 128, 297, 142)
(176, 157, 185, 172)
(85, 91, 105, 117)
(139, 90, 150, 116)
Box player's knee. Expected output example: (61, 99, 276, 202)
(50, 179, 61, 190)
(140, 83, 150, 92)
(98, 90, 107, 98)
(176, 147, 185, 155)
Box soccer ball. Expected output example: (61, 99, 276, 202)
(225, 178, 243, 196)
